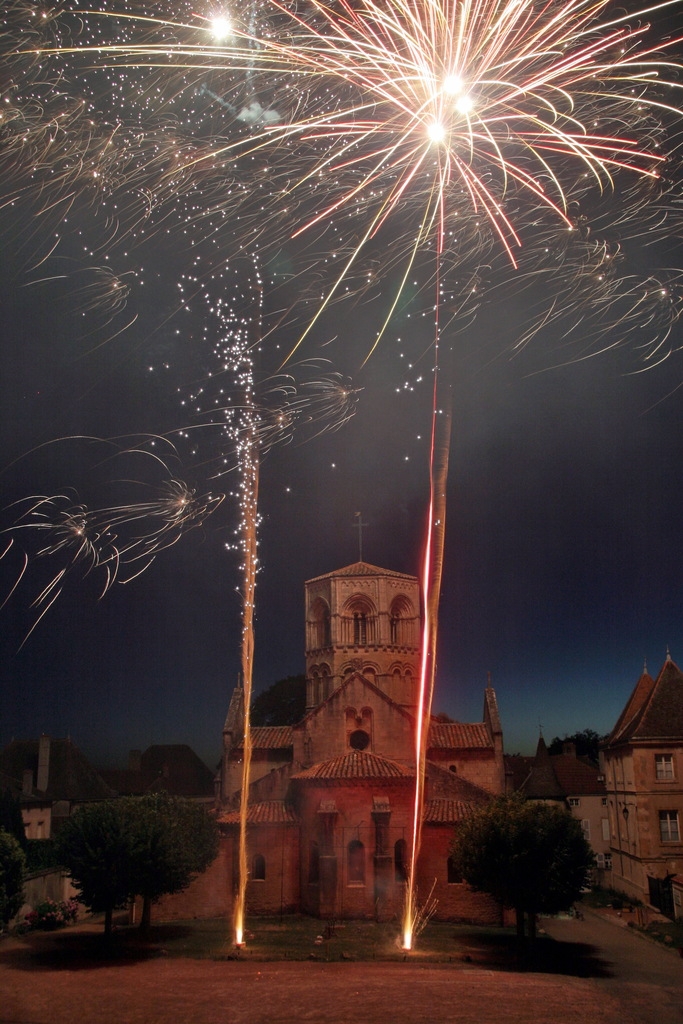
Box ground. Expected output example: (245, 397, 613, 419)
(1, 908, 681, 1024)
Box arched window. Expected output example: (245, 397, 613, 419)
(447, 856, 462, 884)
(389, 595, 415, 646)
(320, 664, 331, 700)
(394, 839, 408, 882)
(252, 853, 266, 881)
(347, 839, 365, 883)
(309, 598, 331, 649)
(353, 611, 367, 645)
(308, 842, 320, 884)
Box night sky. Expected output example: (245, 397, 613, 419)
(2, 2, 683, 772)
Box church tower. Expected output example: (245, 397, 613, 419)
(304, 561, 421, 711)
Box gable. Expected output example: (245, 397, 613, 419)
(605, 658, 683, 747)
(292, 671, 415, 765)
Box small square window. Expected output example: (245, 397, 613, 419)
(655, 755, 674, 781)
(568, 798, 580, 807)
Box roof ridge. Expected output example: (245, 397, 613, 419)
(306, 561, 418, 583)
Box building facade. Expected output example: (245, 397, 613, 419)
(601, 655, 683, 917)
(0, 735, 115, 839)
(512, 737, 611, 879)
(155, 560, 506, 925)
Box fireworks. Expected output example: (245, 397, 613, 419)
(2, 0, 682, 355)
(1, 442, 224, 647)
(2, 0, 683, 950)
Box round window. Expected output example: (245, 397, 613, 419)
(349, 729, 370, 751)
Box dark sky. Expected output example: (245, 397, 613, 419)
(2, 254, 683, 771)
(2, 2, 683, 772)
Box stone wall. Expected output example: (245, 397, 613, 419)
(144, 840, 232, 924)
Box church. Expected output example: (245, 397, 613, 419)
(153, 560, 506, 924)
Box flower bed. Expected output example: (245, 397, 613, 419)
(19, 898, 79, 932)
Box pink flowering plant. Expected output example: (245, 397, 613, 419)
(21, 898, 79, 931)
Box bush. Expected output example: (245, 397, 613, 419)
(25, 839, 63, 873)
(582, 886, 642, 910)
(0, 829, 26, 927)
(19, 898, 78, 932)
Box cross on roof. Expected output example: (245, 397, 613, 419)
(353, 512, 368, 561)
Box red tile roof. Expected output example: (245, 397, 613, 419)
(424, 798, 475, 823)
(605, 658, 683, 745)
(428, 722, 492, 749)
(236, 727, 293, 751)
(292, 750, 413, 781)
(607, 669, 656, 744)
(219, 801, 298, 826)
(518, 738, 605, 799)
(520, 737, 565, 800)
(551, 754, 605, 796)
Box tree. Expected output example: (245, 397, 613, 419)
(450, 795, 594, 943)
(56, 795, 220, 935)
(55, 801, 134, 936)
(0, 829, 25, 929)
(0, 789, 27, 850)
(547, 729, 605, 764)
(121, 793, 219, 932)
(251, 674, 306, 726)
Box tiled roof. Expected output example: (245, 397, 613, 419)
(219, 801, 298, 826)
(0, 738, 115, 803)
(606, 670, 656, 744)
(306, 561, 417, 583)
(605, 657, 683, 745)
(521, 737, 565, 800)
(551, 754, 605, 796)
(101, 744, 216, 798)
(292, 750, 413, 781)
(424, 798, 475, 823)
(234, 727, 293, 752)
(504, 754, 534, 791)
(426, 763, 493, 804)
(428, 722, 492, 749)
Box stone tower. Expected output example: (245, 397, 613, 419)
(304, 561, 421, 712)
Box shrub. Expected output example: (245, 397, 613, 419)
(0, 829, 26, 927)
(20, 898, 78, 932)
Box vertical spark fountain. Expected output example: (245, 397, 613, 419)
(403, 386, 452, 950)
(190, 258, 264, 948)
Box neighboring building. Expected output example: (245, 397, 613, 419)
(601, 654, 683, 917)
(507, 737, 611, 878)
(0, 735, 115, 838)
(154, 560, 506, 925)
(100, 744, 215, 803)
(672, 874, 683, 921)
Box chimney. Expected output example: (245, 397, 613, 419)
(128, 749, 142, 772)
(37, 735, 50, 792)
(562, 740, 577, 757)
(22, 769, 33, 796)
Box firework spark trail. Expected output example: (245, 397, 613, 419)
(234, 442, 258, 947)
(1, 465, 223, 646)
(4, 0, 683, 950)
(4, 1, 683, 364)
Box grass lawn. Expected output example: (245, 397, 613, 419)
(113, 916, 517, 963)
